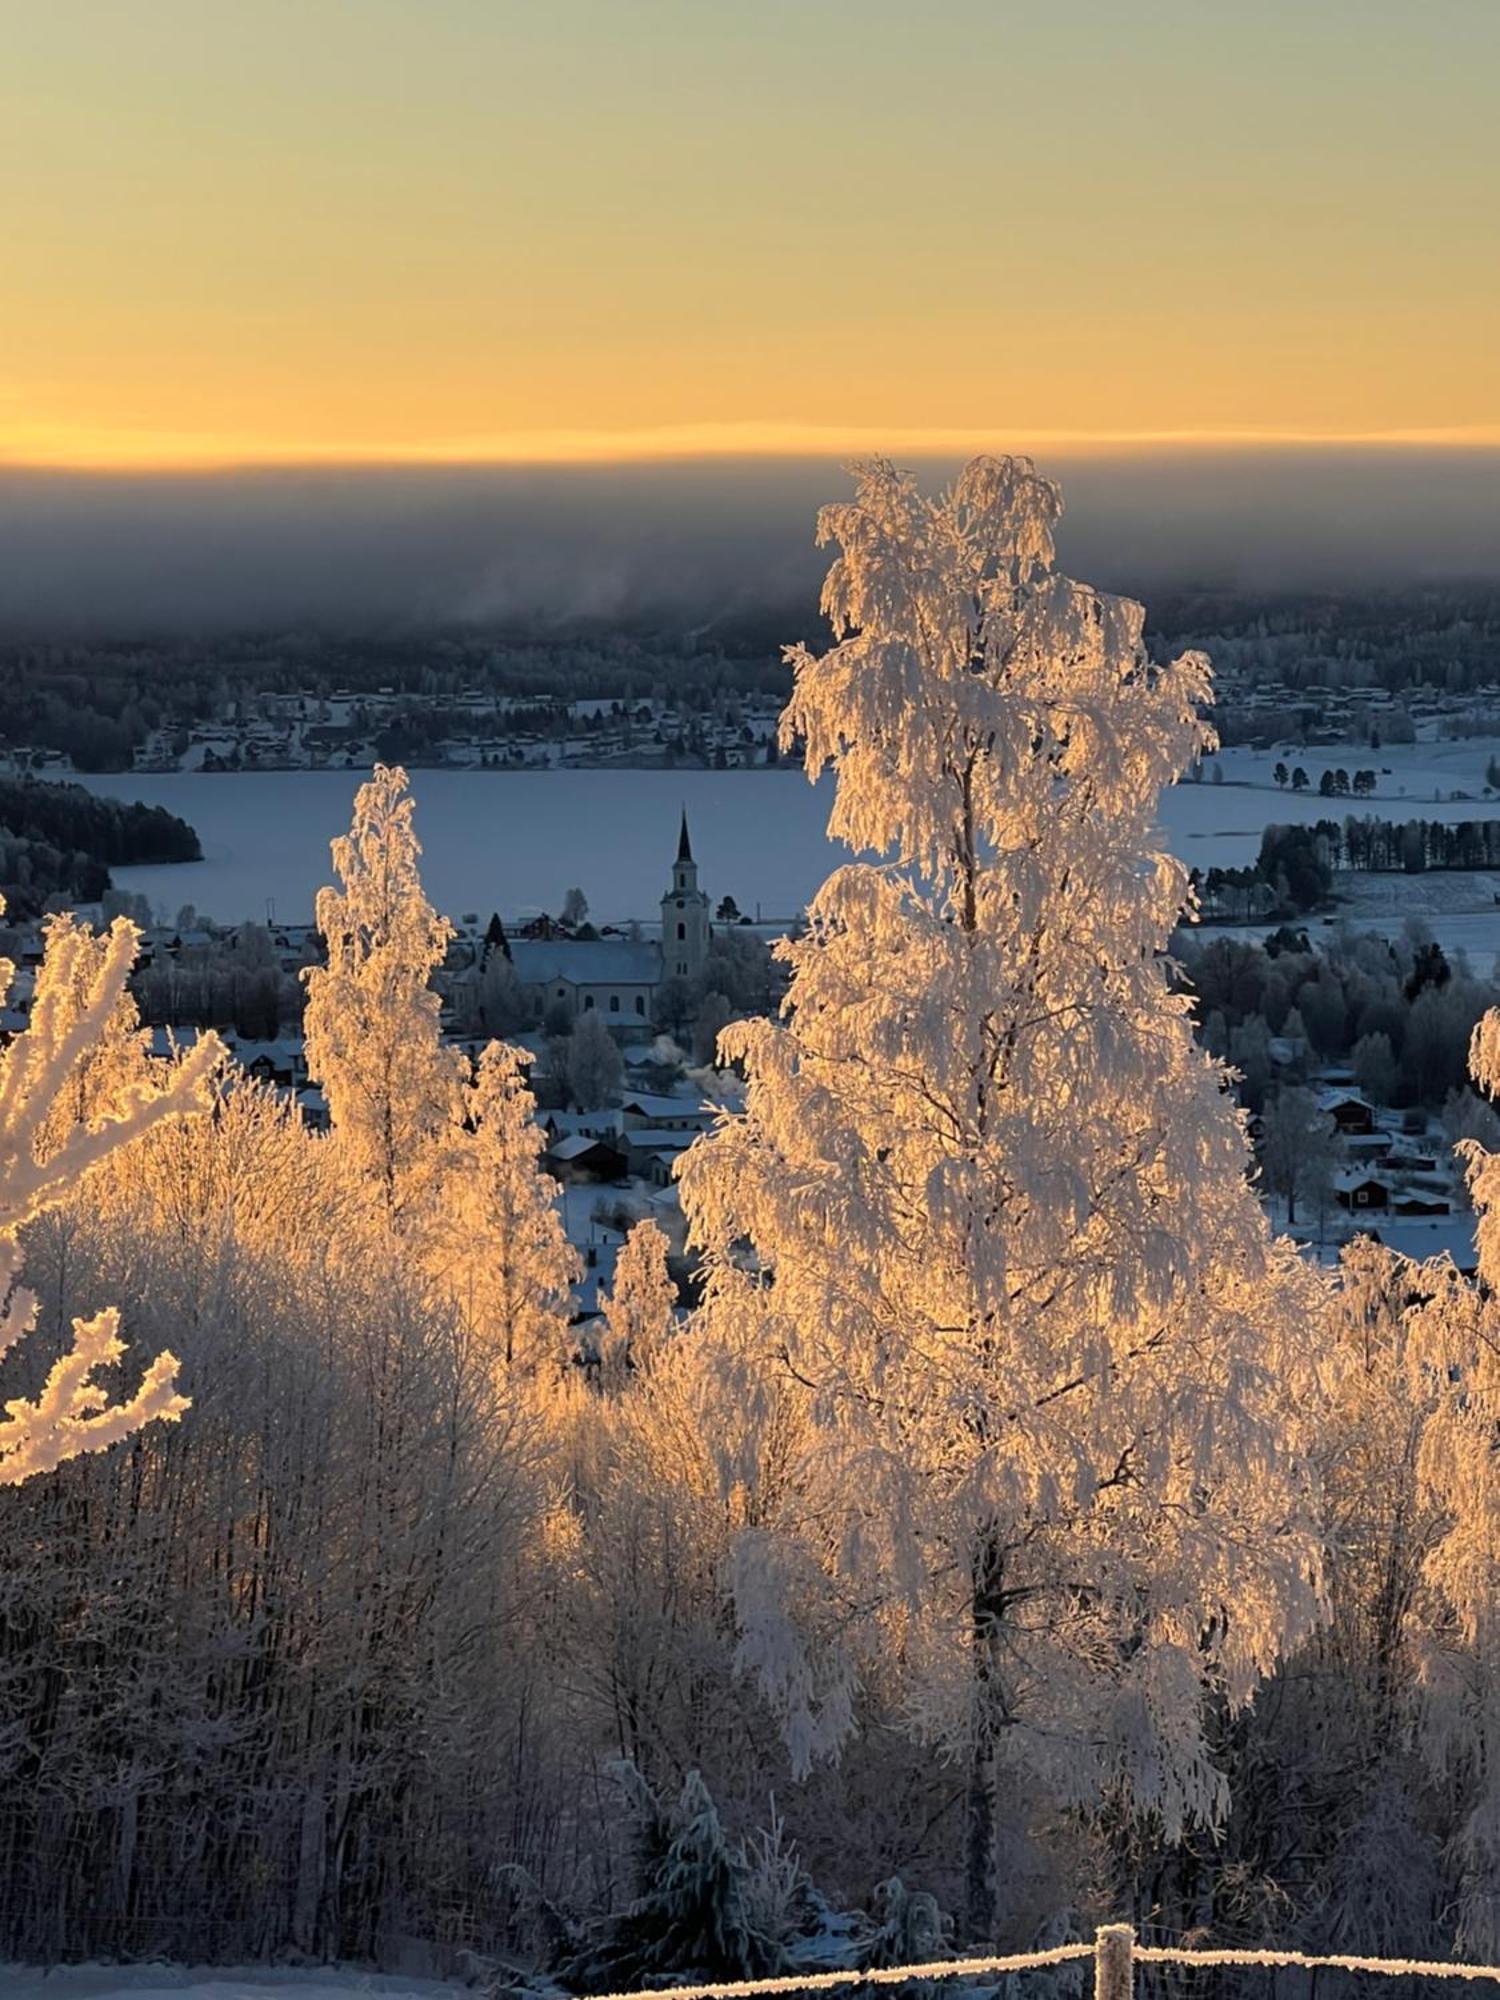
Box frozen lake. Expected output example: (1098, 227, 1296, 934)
(72, 738, 1500, 927)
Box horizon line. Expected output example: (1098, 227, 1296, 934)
(5, 419, 1500, 474)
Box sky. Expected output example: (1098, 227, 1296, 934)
(4, 0, 1499, 469)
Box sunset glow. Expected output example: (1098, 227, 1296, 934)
(6, 0, 1498, 470)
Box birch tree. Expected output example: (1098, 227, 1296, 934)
(0, 900, 220, 1483)
(597, 1218, 676, 1386)
(1387, 1008, 1500, 1955)
(427, 1041, 579, 1375)
(679, 456, 1327, 1936)
(303, 764, 466, 1219)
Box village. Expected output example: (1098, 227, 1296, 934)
(0, 809, 781, 1326)
(0, 687, 790, 778)
(2, 806, 1487, 1339)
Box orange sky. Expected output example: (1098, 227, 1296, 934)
(5, 0, 1498, 470)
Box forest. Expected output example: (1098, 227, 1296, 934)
(0, 776, 201, 917)
(5, 462, 1500, 1983)
(1198, 813, 1500, 925)
(4, 583, 1499, 771)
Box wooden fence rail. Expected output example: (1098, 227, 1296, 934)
(585, 1925, 1500, 2000)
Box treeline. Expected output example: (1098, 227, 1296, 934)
(0, 625, 792, 769)
(1181, 922, 1492, 1112)
(1199, 814, 1500, 923)
(1149, 582, 1500, 696)
(8, 582, 1500, 773)
(0, 777, 200, 917)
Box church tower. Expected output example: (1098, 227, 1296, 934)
(660, 809, 710, 983)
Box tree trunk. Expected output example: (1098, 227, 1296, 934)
(965, 1526, 1008, 1940)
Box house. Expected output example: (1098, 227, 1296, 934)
(544, 1133, 628, 1184)
(228, 1037, 307, 1088)
(1394, 1192, 1451, 1217)
(297, 1087, 330, 1131)
(626, 1129, 701, 1186)
(620, 1091, 713, 1135)
(544, 1109, 625, 1146)
(1318, 1088, 1376, 1135)
(1335, 1172, 1390, 1212)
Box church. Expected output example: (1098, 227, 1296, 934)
(508, 812, 710, 1028)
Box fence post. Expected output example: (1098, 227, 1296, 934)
(1095, 1925, 1135, 2000)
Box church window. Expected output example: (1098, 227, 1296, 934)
(677, 922, 685, 939)
(634, 995, 645, 1014)
(583, 995, 594, 1009)
(610, 994, 620, 1013)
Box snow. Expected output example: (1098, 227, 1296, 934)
(70, 739, 1500, 928)
(0, 1971, 460, 2000)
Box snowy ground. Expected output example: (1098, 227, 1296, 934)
(1197, 869, 1500, 967)
(0, 1971, 461, 2000)
(71, 738, 1500, 926)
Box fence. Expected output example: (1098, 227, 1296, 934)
(587, 1927, 1500, 2000)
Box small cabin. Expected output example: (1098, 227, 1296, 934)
(1336, 1173, 1390, 1212)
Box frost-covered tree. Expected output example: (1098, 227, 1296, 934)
(1389, 1007, 1500, 1954)
(566, 1009, 624, 1109)
(597, 1219, 676, 1386)
(680, 456, 1326, 1936)
(1258, 1087, 1339, 1227)
(427, 1041, 579, 1374)
(692, 990, 734, 1068)
(0, 900, 220, 1483)
(303, 765, 466, 1218)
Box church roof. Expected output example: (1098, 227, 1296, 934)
(677, 808, 694, 864)
(511, 938, 663, 987)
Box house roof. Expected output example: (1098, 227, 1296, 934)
(549, 1133, 624, 1162)
(632, 1131, 701, 1157)
(511, 939, 663, 987)
(621, 1090, 709, 1118)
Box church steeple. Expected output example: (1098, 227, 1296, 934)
(661, 808, 709, 983)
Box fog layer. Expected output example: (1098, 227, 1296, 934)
(2, 448, 1497, 635)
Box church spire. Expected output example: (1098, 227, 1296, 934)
(677, 807, 693, 865)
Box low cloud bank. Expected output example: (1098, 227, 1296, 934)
(1, 447, 1496, 635)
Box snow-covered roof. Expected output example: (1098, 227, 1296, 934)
(511, 939, 662, 987)
(1318, 1087, 1373, 1112)
(621, 1090, 708, 1118)
(545, 1109, 625, 1138)
(1335, 1169, 1390, 1194)
(226, 1035, 304, 1064)
(632, 1131, 701, 1157)
(549, 1133, 624, 1162)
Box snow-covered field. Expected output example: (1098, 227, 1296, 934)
(71, 738, 1500, 927)
(0, 1971, 459, 2000)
